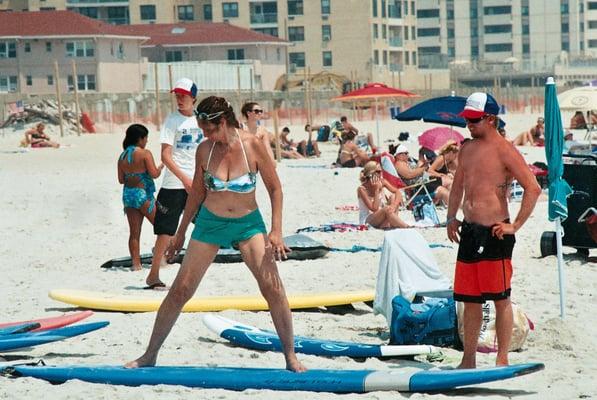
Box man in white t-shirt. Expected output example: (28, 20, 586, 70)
(146, 78, 203, 289)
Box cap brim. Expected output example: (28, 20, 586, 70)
(458, 109, 486, 119)
(171, 88, 193, 96)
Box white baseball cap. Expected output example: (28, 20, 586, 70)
(393, 144, 409, 155)
(171, 78, 198, 97)
(459, 92, 500, 119)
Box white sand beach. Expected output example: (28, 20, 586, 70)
(0, 113, 595, 399)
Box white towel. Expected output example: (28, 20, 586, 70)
(373, 229, 452, 324)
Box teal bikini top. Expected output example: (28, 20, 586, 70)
(119, 146, 156, 194)
(203, 134, 257, 194)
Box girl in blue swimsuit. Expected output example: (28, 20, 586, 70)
(117, 124, 163, 271)
(126, 97, 306, 373)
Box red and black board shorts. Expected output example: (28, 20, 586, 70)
(454, 220, 515, 303)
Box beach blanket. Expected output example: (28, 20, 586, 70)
(329, 243, 452, 253)
(296, 223, 368, 233)
(373, 229, 452, 324)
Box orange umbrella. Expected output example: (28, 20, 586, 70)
(331, 83, 418, 146)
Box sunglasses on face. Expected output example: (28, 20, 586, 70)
(465, 115, 487, 124)
(251, 109, 264, 114)
(195, 110, 225, 121)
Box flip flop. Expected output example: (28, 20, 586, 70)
(143, 282, 169, 291)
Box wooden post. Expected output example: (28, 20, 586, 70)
(272, 108, 282, 163)
(249, 67, 254, 101)
(71, 60, 81, 136)
(236, 65, 242, 114)
(154, 63, 161, 129)
(307, 67, 313, 125)
(168, 64, 175, 112)
(53, 61, 64, 137)
(303, 68, 310, 125)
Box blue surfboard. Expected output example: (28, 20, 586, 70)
(1, 363, 544, 392)
(203, 314, 435, 358)
(0, 322, 40, 336)
(0, 321, 109, 351)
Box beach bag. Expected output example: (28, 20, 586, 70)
(412, 198, 440, 226)
(317, 126, 330, 142)
(390, 295, 457, 347)
(456, 302, 534, 353)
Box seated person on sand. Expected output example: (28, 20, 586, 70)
(338, 130, 370, 167)
(392, 143, 449, 205)
(271, 129, 303, 159)
(340, 115, 377, 152)
(512, 117, 545, 146)
(24, 123, 60, 148)
(357, 161, 410, 229)
(427, 140, 459, 204)
(295, 125, 321, 157)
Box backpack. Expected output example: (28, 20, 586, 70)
(412, 198, 440, 226)
(390, 295, 457, 347)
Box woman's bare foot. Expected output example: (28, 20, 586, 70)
(131, 264, 142, 271)
(124, 353, 157, 369)
(286, 357, 307, 372)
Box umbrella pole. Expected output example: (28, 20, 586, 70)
(375, 97, 380, 150)
(555, 218, 566, 318)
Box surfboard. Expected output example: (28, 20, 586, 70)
(0, 311, 94, 332)
(100, 234, 329, 268)
(1, 363, 544, 392)
(0, 321, 109, 351)
(48, 289, 374, 313)
(0, 323, 40, 336)
(203, 314, 436, 358)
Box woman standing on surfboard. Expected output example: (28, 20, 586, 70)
(125, 96, 306, 373)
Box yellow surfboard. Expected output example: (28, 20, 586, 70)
(49, 289, 374, 313)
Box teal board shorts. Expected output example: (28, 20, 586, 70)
(191, 206, 267, 248)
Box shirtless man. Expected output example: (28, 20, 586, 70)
(447, 93, 541, 369)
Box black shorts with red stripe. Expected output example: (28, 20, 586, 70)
(454, 220, 515, 303)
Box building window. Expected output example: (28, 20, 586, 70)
(382, 50, 387, 65)
(165, 50, 183, 62)
(222, 2, 238, 18)
(288, 0, 303, 16)
(204, 4, 212, 21)
(412, 26, 416, 39)
(522, 24, 530, 35)
(372, 0, 378, 17)
(484, 24, 512, 34)
(485, 43, 513, 52)
(289, 52, 305, 67)
(0, 76, 18, 92)
(521, 6, 529, 16)
(417, 9, 439, 18)
(381, 0, 386, 17)
(322, 25, 331, 41)
(26, 75, 32, 86)
(417, 28, 440, 37)
(66, 41, 94, 57)
(448, 28, 454, 38)
(484, 6, 511, 15)
(77, 7, 98, 19)
(562, 41, 570, 51)
(373, 24, 378, 39)
(382, 24, 387, 39)
(321, 0, 330, 14)
(388, 0, 401, 18)
(40, 7, 56, 11)
(589, 20, 597, 29)
(46, 42, 52, 52)
(405, 51, 410, 65)
(115, 42, 125, 59)
(0, 42, 17, 58)
(589, 2, 597, 10)
(322, 51, 332, 67)
(373, 50, 379, 65)
(589, 39, 597, 47)
(561, 3, 569, 13)
(140, 5, 156, 20)
(227, 48, 245, 60)
(288, 26, 305, 42)
(404, 25, 409, 40)
(253, 27, 279, 36)
(24, 42, 31, 53)
(178, 5, 194, 20)
(107, 6, 129, 24)
(68, 74, 96, 91)
(561, 22, 569, 32)
(47, 75, 53, 85)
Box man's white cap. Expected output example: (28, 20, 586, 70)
(171, 78, 198, 97)
(458, 92, 500, 119)
(393, 144, 409, 155)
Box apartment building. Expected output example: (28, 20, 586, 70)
(1, 0, 437, 88)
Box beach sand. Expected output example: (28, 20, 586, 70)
(0, 114, 595, 399)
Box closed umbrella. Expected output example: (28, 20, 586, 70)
(544, 76, 573, 318)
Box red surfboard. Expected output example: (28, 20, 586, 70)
(0, 311, 93, 332)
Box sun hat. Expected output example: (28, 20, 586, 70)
(458, 92, 500, 119)
(393, 143, 409, 155)
(171, 78, 198, 97)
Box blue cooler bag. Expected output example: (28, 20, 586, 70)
(390, 295, 457, 347)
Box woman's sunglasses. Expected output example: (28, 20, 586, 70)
(195, 110, 225, 120)
(251, 109, 264, 114)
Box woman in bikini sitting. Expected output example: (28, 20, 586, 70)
(25, 123, 60, 148)
(338, 130, 370, 167)
(427, 140, 459, 202)
(126, 96, 306, 373)
(357, 161, 410, 229)
(117, 124, 164, 271)
(241, 101, 276, 164)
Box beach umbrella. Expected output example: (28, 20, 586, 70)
(544, 76, 573, 318)
(557, 85, 597, 111)
(395, 94, 468, 127)
(331, 83, 418, 147)
(417, 127, 465, 151)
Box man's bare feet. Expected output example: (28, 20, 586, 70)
(286, 357, 307, 372)
(131, 264, 142, 271)
(124, 354, 157, 369)
(456, 361, 476, 369)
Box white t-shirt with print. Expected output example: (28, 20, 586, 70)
(160, 110, 203, 189)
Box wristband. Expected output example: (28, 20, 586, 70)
(446, 217, 458, 224)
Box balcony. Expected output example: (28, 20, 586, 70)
(388, 37, 403, 47)
(388, 5, 402, 19)
(250, 12, 278, 24)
